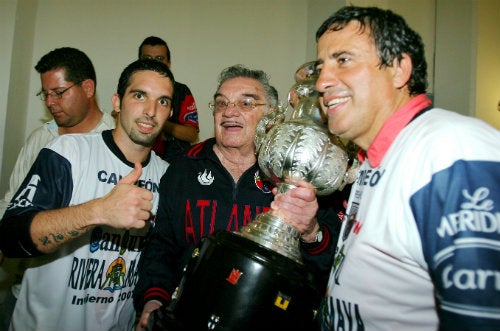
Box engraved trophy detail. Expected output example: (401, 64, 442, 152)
(237, 60, 349, 263)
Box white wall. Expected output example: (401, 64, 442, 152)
(476, 0, 500, 129)
(434, 0, 476, 116)
(0, 0, 18, 198)
(26, 0, 313, 144)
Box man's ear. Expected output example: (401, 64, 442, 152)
(81, 79, 96, 98)
(111, 94, 121, 114)
(393, 53, 412, 89)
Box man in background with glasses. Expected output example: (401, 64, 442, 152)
(133, 64, 340, 330)
(0, 47, 115, 330)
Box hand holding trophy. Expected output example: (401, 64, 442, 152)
(241, 60, 349, 263)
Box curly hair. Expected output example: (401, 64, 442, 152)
(316, 6, 427, 96)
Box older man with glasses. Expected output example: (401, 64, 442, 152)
(133, 64, 342, 330)
(0, 46, 115, 330)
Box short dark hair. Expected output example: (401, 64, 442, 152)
(116, 59, 175, 102)
(138, 36, 171, 62)
(35, 47, 97, 88)
(316, 6, 427, 96)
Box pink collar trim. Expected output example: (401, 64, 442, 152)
(359, 94, 432, 167)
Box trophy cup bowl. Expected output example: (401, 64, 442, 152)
(237, 60, 348, 264)
(148, 61, 349, 331)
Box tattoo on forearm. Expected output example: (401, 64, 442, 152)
(40, 236, 51, 246)
(39, 231, 81, 247)
(39, 233, 64, 247)
(51, 233, 65, 242)
(68, 230, 79, 237)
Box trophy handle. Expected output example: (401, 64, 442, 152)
(254, 103, 287, 155)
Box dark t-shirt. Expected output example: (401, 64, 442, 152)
(152, 81, 198, 163)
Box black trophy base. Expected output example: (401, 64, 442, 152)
(149, 230, 321, 331)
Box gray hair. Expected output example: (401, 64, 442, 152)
(215, 64, 275, 112)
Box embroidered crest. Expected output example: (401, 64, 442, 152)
(254, 171, 272, 193)
(198, 169, 214, 185)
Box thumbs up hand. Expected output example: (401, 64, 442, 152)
(121, 161, 143, 185)
(96, 163, 154, 229)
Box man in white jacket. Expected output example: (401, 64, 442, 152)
(0, 47, 115, 331)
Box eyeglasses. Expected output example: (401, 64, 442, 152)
(209, 97, 267, 113)
(36, 83, 80, 101)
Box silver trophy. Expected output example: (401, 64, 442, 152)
(237, 60, 349, 263)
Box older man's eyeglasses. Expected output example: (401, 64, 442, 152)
(36, 83, 80, 101)
(209, 97, 267, 113)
